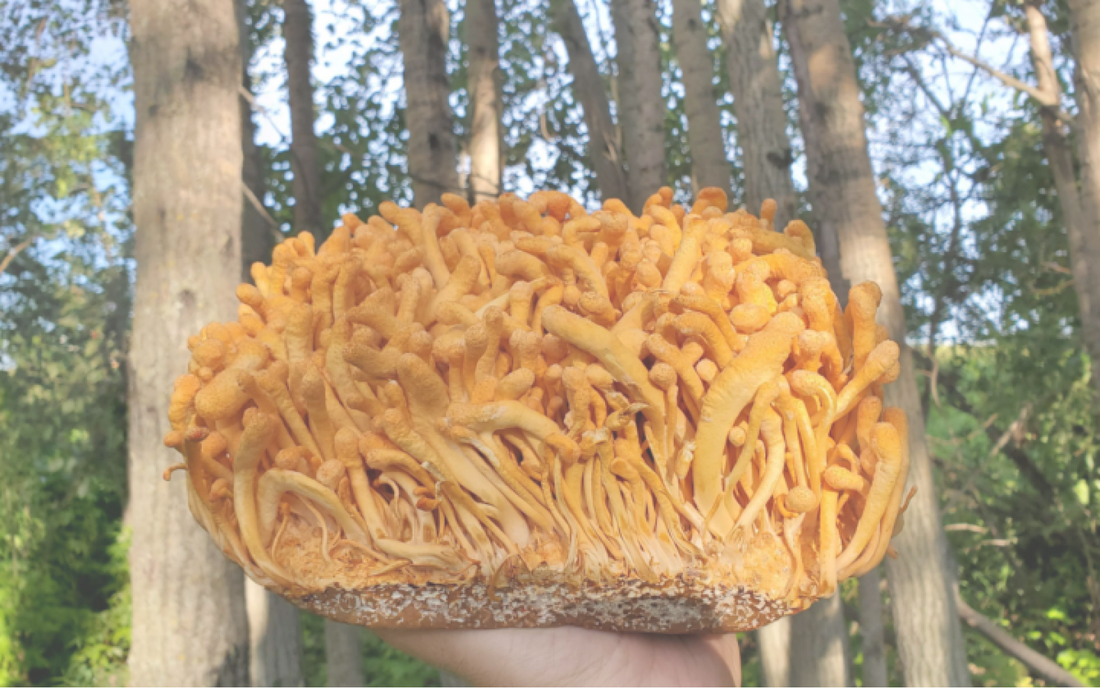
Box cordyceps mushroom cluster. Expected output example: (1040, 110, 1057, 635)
(163, 187, 913, 632)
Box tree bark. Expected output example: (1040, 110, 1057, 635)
(789, 594, 852, 687)
(715, 0, 795, 226)
(549, 0, 629, 204)
(781, 0, 971, 685)
(670, 0, 730, 194)
(858, 568, 889, 688)
(246, 579, 304, 686)
(398, 0, 461, 208)
(283, 0, 323, 233)
(715, 0, 844, 681)
(127, 0, 250, 684)
(610, 0, 666, 209)
(1064, 0, 1100, 406)
(756, 617, 791, 687)
(465, 0, 502, 202)
(325, 622, 365, 687)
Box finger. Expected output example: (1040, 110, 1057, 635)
(698, 634, 741, 687)
(376, 627, 630, 686)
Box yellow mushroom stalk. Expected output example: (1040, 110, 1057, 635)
(161, 187, 910, 632)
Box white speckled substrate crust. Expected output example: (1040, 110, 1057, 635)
(285, 576, 795, 633)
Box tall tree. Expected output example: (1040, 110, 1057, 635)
(789, 596, 852, 686)
(781, 0, 971, 684)
(287, 2, 365, 680)
(669, 0, 730, 193)
(399, 0, 461, 207)
(246, 579, 305, 686)
(238, 2, 306, 675)
(858, 568, 888, 688)
(756, 616, 791, 687)
(610, 0, 666, 208)
(127, 0, 251, 683)
(325, 622, 365, 687)
(549, 0, 629, 203)
(1067, 0, 1100, 407)
(466, 0, 503, 202)
(284, 0, 324, 234)
(713, 0, 845, 682)
(715, 0, 794, 226)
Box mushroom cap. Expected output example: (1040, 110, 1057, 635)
(164, 188, 909, 632)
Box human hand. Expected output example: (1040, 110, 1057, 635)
(376, 627, 741, 687)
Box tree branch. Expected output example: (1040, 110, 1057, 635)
(874, 16, 1077, 126)
(956, 592, 1084, 687)
(0, 236, 34, 277)
(241, 181, 280, 228)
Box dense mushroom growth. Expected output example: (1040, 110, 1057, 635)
(165, 187, 911, 622)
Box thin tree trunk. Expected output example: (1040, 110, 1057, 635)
(284, 0, 323, 233)
(1064, 0, 1100, 405)
(466, 0, 502, 202)
(789, 594, 852, 686)
(246, 579, 304, 686)
(859, 568, 888, 687)
(399, 0, 461, 208)
(549, 0, 629, 203)
(325, 622, 365, 687)
(127, 0, 250, 683)
(611, 0, 666, 209)
(781, 0, 971, 684)
(756, 617, 791, 687)
(670, 0, 729, 194)
(715, 0, 795, 226)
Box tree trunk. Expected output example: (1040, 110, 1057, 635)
(715, 0, 844, 680)
(284, 0, 324, 233)
(789, 594, 852, 686)
(1064, 0, 1100, 405)
(465, 0, 502, 202)
(399, 0, 461, 208)
(715, 0, 795, 226)
(127, 0, 250, 684)
(246, 579, 304, 686)
(325, 622, 365, 687)
(781, 0, 971, 684)
(610, 0, 666, 209)
(756, 617, 791, 687)
(670, 0, 729, 194)
(549, 0, 629, 204)
(858, 568, 888, 688)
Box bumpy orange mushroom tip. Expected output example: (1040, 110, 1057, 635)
(163, 187, 909, 633)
